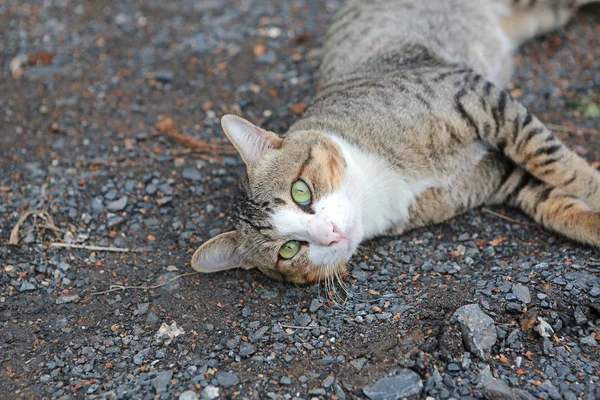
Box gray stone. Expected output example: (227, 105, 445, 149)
(241, 306, 252, 317)
(106, 196, 128, 212)
(107, 216, 125, 229)
(335, 383, 346, 400)
(453, 304, 497, 360)
(573, 307, 587, 326)
(506, 302, 523, 313)
(580, 334, 597, 347)
(483, 379, 515, 400)
(363, 369, 423, 400)
(540, 381, 561, 400)
(158, 196, 172, 206)
(512, 388, 536, 400)
(512, 284, 531, 304)
(134, 303, 150, 316)
(153, 70, 174, 83)
(53, 315, 68, 328)
(458, 232, 470, 241)
(183, 167, 202, 181)
(322, 374, 335, 388)
(216, 371, 239, 388)
(239, 344, 256, 357)
(201, 385, 219, 400)
(309, 299, 323, 313)
(351, 358, 366, 370)
(179, 390, 198, 400)
(447, 363, 460, 372)
(19, 281, 36, 292)
(294, 313, 311, 327)
(280, 376, 292, 385)
(153, 370, 173, 393)
(56, 294, 80, 304)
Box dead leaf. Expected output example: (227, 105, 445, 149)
(290, 103, 306, 115)
(489, 237, 508, 247)
(253, 44, 266, 57)
(29, 51, 54, 66)
(155, 118, 175, 132)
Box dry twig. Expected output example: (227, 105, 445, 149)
(9, 210, 62, 245)
(91, 271, 200, 296)
(154, 118, 235, 154)
(50, 243, 135, 252)
(481, 208, 535, 226)
(279, 324, 320, 330)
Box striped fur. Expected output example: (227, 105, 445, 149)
(192, 0, 600, 283)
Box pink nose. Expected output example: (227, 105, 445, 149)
(308, 220, 347, 247)
(327, 223, 346, 246)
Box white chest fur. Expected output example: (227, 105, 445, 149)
(327, 134, 435, 239)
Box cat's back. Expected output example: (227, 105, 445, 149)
(320, 0, 513, 86)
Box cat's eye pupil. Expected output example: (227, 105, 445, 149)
(279, 240, 300, 259)
(291, 180, 311, 206)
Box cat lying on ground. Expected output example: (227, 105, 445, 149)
(192, 0, 600, 283)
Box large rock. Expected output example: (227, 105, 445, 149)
(484, 379, 516, 400)
(363, 369, 423, 400)
(453, 304, 497, 360)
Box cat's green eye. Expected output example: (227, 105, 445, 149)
(291, 180, 311, 206)
(279, 240, 300, 259)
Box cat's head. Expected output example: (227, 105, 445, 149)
(191, 115, 363, 283)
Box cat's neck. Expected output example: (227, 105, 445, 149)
(325, 133, 434, 239)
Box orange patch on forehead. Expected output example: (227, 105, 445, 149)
(303, 138, 346, 194)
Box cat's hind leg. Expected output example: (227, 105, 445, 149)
(452, 74, 600, 211)
(495, 0, 597, 45)
(489, 167, 600, 247)
(398, 152, 599, 248)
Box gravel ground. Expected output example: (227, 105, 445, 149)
(1, 1, 599, 399)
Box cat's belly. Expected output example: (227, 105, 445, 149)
(361, 141, 491, 239)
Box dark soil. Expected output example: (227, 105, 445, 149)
(1, 1, 599, 399)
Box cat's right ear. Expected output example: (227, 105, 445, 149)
(191, 231, 249, 273)
(221, 115, 282, 166)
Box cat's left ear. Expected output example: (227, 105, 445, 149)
(191, 231, 250, 273)
(221, 114, 282, 166)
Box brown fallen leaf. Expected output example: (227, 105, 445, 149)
(253, 43, 266, 57)
(155, 118, 176, 132)
(520, 317, 537, 332)
(29, 51, 54, 66)
(290, 102, 306, 115)
(489, 236, 508, 247)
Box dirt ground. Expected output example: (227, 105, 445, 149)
(1, 1, 599, 399)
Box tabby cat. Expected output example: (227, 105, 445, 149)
(192, 0, 600, 283)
